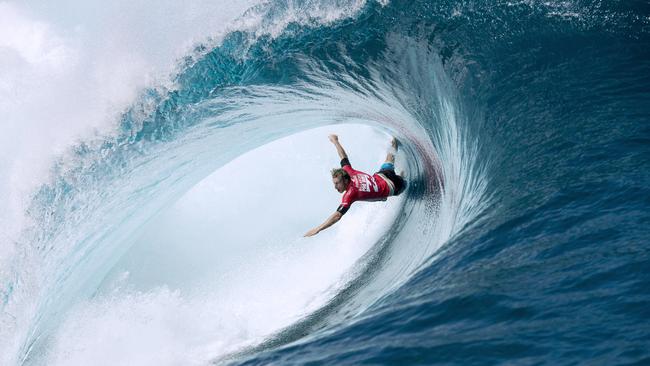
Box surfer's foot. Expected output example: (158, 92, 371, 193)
(391, 137, 399, 150)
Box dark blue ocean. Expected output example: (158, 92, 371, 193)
(1, 0, 649, 365)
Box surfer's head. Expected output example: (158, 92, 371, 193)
(331, 168, 350, 193)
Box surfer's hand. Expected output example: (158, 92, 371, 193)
(304, 228, 319, 237)
(328, 134, 339, 144)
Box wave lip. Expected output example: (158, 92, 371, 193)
(1, 1, 493, 365)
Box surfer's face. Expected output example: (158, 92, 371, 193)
(332, 176, 348, 193)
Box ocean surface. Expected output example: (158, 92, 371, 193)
(1, 0, 649, 365)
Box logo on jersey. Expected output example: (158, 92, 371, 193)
(354, 174, 379, 193)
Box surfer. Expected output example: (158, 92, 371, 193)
(304, 134, 407, 237)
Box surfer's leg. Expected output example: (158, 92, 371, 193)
(384, 137, 398, 164)
(380, 138, 407, 195)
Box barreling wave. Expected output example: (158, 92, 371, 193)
(1, 1, 490, 363)
(8, 0, 647, 364)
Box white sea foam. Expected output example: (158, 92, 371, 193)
(0, 0, 257, 265)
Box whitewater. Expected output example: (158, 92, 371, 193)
(2, 0, 649, 365)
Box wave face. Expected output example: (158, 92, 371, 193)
(1, 0, 649, 364)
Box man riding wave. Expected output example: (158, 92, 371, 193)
(304, 134, 407, 237)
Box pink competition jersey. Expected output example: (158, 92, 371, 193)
(339, 164, 392, 211)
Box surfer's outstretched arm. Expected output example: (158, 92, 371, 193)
(329, 134, 348, 160)
(304, 211, 343, 237)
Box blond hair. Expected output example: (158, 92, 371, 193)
(331, 168, 350, 181)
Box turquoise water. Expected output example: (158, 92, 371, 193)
(1, 0, 649, 364)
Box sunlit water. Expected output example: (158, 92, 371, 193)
(1, 0, 648, 365)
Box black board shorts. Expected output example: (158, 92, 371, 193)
(377, 168, 406, 196)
